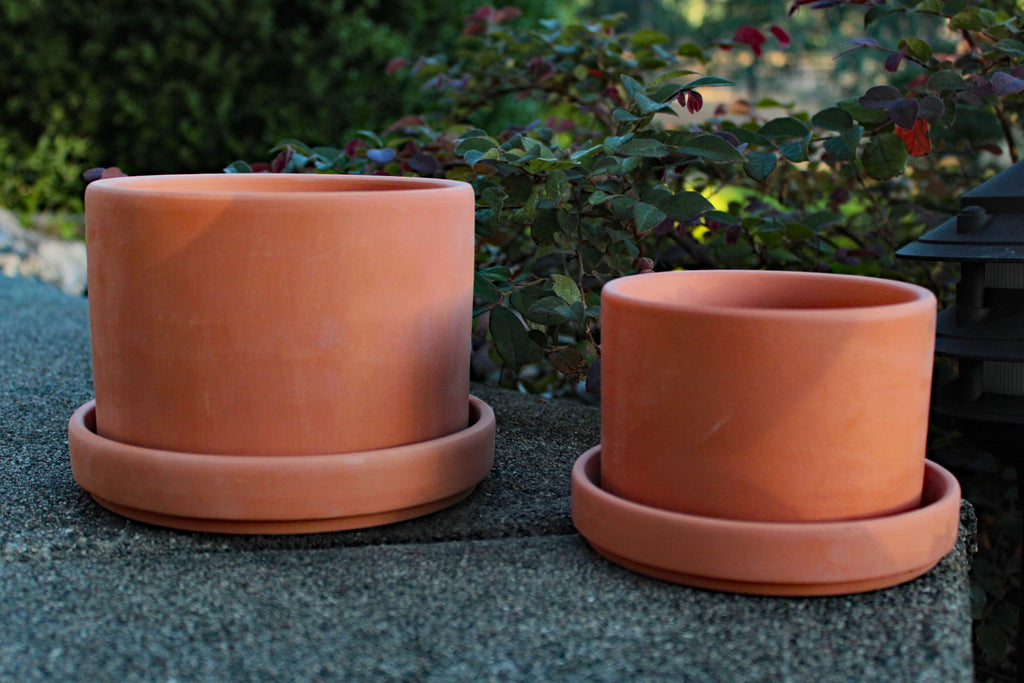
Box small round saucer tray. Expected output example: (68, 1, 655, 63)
(571, 446, 962, 596)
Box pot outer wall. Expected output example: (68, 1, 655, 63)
(600, 270, 938, 523)
(86, 174, 475, 456)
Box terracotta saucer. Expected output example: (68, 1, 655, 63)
(69, 396, 495, 534)
(571, 446, 961, 596)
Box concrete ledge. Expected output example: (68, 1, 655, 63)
(0, 275, 975, 681)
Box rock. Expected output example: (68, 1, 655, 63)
(0, 207, 87, 296)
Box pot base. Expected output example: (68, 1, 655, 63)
(571, 447, 961, 596)
(69, 396, 495, 535)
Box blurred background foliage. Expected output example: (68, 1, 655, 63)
(3, 0, 1006, 217)
(0, 0, 564, 214)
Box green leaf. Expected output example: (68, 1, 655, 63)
(473, 272, 502, 303)
(489, 306, 544, 370)
(621, 75, 644, 101)
(784, 222, 816, 240)
(525, 159, 579, 173)
(704, 210, 739, 226)
(899, 38, 932, 61)
(728, 128, 773, 147)
(915, 0, 942, 12)
(613, 108, 641, 122)
(635, 91, 672, 114)
(779, 136, 809, 162)
(532, 208, 558, 245)
(524, 296, 575, 325)
(861, 133, 908, 181)
(224, 161, 252, 173)
(570, 145, 603, 161)
(603, 135, 632, 154)
(463, 147, 500, 167)
(675, 135, 745, 162)
(546, 170, 570, 203)
(631, 29, 669, 47)
(928, 70, 966, 91)
(682, 75, 734, 89)
(456, 136, 499, 155)
(823, 126, 863, 162)
(744, 151, 777, 182)
(650, 69, 701, 86)
(677, 44, 707, 62)
(633, 202, 668, 232)
(663, 191, 715, 219)
(812, 108, 855, 132)
(805, 211, 843, 230)
(837, 98, 890, 125)
(550, 274, 582, 304)
(618, 138, 670, 158)
(271, 139, 314, 155)
(993, 39, 1024, 56)
(949, 10, 982, 31)
(757, 117, 810, 139)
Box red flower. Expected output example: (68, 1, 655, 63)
(686, 90, 703, 114)
(895, 118, 932, 157)
(493, 6, 522, 22)
(385, 58, 409, 76)
(733, 26, 767, 57)
(769, 25, 791, 48)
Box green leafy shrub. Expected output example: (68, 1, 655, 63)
(0, 108, 90, 219)
(234, 1, 1021, 399)
(0, 0, 559, 178)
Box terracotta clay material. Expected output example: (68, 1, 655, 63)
(84, 173, 475, 455)
(72, 173, 494, 533)
(571, 446, 962, 596)
(599, 270, 938, 523)
(69, 396, 495, 534)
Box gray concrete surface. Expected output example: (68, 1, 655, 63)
(0, 274, 975, 682)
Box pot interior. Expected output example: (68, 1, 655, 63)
(89, 173, 462, 196)
(604, 270, 930, 313)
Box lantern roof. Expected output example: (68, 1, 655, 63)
(896, 159, 1024, 262)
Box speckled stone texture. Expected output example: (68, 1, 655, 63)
(0, 274, 975, 682)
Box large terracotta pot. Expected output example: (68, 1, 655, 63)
(600, 269, 938, 523)
(69, 173, 495, 534)
(86, 173, 474, 455)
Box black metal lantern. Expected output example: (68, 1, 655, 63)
(896, 159, 1024, 454)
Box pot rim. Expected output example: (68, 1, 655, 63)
(85, 173, 470, 201)
(602, 269, 935, 320)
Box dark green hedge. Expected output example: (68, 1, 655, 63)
(1, 0, 557, 175)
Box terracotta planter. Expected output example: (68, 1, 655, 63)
(572, 270, 961, 595)
(69, 173, 495, 533)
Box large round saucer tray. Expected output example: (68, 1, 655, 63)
(69, 396, 495, 534)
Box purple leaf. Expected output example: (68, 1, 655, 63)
(859, 85, 902, 110)
(918, 95, 945, 122)
(885, 46, 906, 73)
(968, 75, 994, 97)
(991, 71, 1024, 97)
(712, 130, 741, 148)
(888, 98, 920, 129)
(406, 152, 441, 176)
(367, 148, 397, 164)
(834, 37, 881, 59)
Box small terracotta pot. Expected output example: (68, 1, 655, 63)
(85, 173, 475, 455)
(600, 270, 937, 523)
